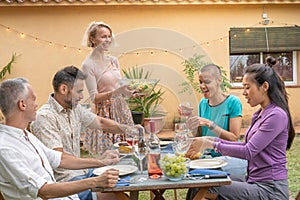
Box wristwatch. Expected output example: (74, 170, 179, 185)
(209, 121, 217, 130)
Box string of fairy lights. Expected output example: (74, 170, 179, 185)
(0, 23, 89, 53)
(0, 20, 298, 56)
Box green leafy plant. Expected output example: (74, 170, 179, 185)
(180, 54, 231, 94)
(122, 67, 165, 118)
(1, 53, 19, 122)
(0, 53, 18, 80)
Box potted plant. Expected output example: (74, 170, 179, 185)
(179, 54, 231, 94)
(122, 66, 166, 133)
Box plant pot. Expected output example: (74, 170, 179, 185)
(131, 111, 144, 125)
(143, 116, 165, 134)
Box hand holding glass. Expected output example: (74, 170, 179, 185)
(179, 102, 193, 117)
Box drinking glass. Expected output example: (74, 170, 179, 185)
(179, 101, 193, 135)
(125, 127, 138, 146)
(126, 135, 134, 146)
(174, 122, 188, 133)
(172, 132, 192, 156)
(132, 135, 148, 182)
(179, 101, 193, 118)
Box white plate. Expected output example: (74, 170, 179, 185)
(93, 165, 138, 176)
(113, 143, 119, 148)
(189, 158, 228, 169)
(113, 142, 130, 148)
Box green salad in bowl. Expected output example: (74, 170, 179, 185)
(120, 79, 157, 96)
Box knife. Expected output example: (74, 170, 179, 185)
(188, 174, 228, 179)
(203, 174, 228, 179)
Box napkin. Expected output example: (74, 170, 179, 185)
(188, 169, 230, 176)
(161, 143, 174, 153)
(116, 175, 130, 187)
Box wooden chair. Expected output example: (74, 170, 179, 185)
(0, 192, 5, 200)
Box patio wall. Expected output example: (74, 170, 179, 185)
(0, 4, 300, 129)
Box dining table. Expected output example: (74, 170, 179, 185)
(93, 169, 231, 200)
(92, 135, 232, 200)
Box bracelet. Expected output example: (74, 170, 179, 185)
(209, 121, 217, 130)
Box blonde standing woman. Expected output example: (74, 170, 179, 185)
(81, 22, 134, 155)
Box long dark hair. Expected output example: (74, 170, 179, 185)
(244, 57, 295, 149)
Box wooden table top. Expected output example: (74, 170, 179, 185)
(157, 129, 175, 139)
(92, 174, 231, 193)
(92, 155, 231, 194)
(93, 138, 231, 199)
(157, 129, 194, 139)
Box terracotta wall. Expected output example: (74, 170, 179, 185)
(1, 4, 300, 129)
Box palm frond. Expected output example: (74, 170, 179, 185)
(0, 53, 19, 80)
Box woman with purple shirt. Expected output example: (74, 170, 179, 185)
(186, 56, 295, 200)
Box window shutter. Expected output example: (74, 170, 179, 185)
(230, 26, 300, 54)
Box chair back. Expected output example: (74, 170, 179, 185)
(0, 192, 4, 200)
